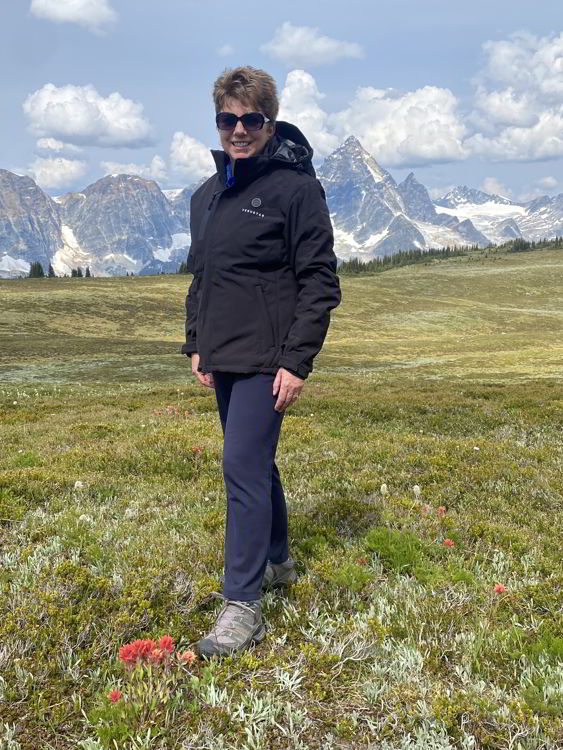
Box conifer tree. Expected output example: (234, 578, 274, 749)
(48, 263, 56, 277)
(28, 261, 45, 278)
(85, 266, 91, 277)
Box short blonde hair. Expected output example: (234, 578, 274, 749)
(212, 66, 279, 122)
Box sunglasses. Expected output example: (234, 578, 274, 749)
(215, 112, 271, 131)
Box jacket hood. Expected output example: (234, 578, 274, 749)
(268, 121, 316, 177)
(211, 121, 316, 186)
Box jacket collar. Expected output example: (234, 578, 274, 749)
(210, 121, 316, 189)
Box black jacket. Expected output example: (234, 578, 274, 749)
(181, 121, 341, 379)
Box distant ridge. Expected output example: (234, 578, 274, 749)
(1, 140, 562, 277)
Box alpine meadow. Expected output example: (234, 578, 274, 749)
(1, 244, 562, 749)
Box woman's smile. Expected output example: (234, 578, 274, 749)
(219, 97, 273, 162)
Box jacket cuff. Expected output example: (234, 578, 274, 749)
(279, 358, 310, 379)
(181, 342, 197, 356)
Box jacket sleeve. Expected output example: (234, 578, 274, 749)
(180, 206, 200, 356)
(181, 265, 199, 356)
(278, 179, 341, 379)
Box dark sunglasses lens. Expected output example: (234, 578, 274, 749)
(216, 112, 266, 130)
(241, 113, 265, 130)
(216, 113, 237, 130)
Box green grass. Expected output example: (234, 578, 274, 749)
(0, 247, 562, 748)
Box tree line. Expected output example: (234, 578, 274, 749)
(28, 262, 92, 278)
(337, 236, 563, 275)
(22, 235, 563, 280)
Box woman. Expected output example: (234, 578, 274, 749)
(182, 66, 341, 657)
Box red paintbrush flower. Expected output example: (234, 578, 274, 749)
(158, 635, 175, 652)
(119, 638, 157, 665)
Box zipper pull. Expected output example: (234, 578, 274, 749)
(208, 191, 220, 210)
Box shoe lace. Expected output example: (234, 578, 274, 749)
(209, 593, 257, 633)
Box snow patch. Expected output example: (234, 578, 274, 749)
(364, 229, 389, 247)
(103, 253, 143, 272)
(413, 220, 466, 249)
(163, 189, 184, 201)
(367, 163, 385, 184)
(52, 225, 94, 276)
(153, 233, 190, 262)
(171, 232, 190, 249)
(153, 247, 171, 262)
(435, 202, 526, 245)
(0, 254, 30, 278)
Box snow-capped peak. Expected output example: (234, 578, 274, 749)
(435, 185, 514, 208)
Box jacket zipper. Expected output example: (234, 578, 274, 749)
(197, 188, 223, 241)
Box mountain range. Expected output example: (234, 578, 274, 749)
(1, 136, 562, 278)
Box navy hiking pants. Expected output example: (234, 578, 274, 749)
(213, 372, 289, 601)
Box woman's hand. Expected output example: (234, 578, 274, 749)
(191, 353, 215, 388)
(273, 368, 304, 412)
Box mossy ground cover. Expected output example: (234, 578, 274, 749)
(0, 248, 562, 749)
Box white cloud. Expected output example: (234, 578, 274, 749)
(36, 137, 83, 153)
(466, 111, 563, 162)
(536, 176, 558, 189)
(100, 155, 167, 181)
(331, 85, 468, 167)
(26, 157, 88, 189)
(23, 83, 153, 148)
(278, 71, 468, 167)
(480, 32, 563, 105)
(169, 132, 214, 181)
(217, 44, 234, 56)
(469, 32, 563, 161)
(278, 71, 339, 158)
(473, 87, 536, 128)
(30, 0, 117, 33)
(260, 22, 363, 67)
(480, 177, 513, 198)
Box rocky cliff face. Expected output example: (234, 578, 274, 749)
(397, 173, 437, 222)
(56, 175, 187, 276)
(0, 169, 62, 276)
(317, 136, 487, 259)
(318, 136, 404, 246)
(1, 138, 562, 277)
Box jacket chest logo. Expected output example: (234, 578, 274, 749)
(242, 207, 265, 218)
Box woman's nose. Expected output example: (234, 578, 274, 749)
(233, 120, 247, 135)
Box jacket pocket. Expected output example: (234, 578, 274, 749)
(254, 282, 278, 351)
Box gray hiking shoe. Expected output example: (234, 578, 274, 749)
(262, 557, 297, 590)
(196, 596, 265, 658)
(219, 557, 298, 593)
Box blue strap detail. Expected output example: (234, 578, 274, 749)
(225, 161, 235, 187)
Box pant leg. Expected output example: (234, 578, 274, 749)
(213, 371, 235, 433)
(214, 372, 287, 601)
(269, 461, 289, 565)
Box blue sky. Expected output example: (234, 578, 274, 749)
(1, 0, 562, 200)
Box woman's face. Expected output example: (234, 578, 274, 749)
(218, 97, 274, 162)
